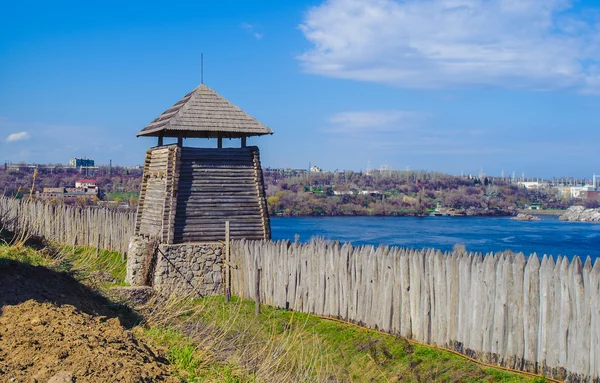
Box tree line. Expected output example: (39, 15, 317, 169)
(0, 165, 142, 208)
(1, 166, 592, 216)
(262, 169, 578, 216)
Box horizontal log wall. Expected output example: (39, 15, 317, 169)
(135, 145, 179, 242)
(230, 239, 600, 383)
(173, 146, 269, 243)
(0, 196, 135, 254)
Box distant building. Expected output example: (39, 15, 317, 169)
(518, 181, 543, 189)
(585, 190, 600, 201)
(75, 179, 97, 188)
(69, 158, 94, 168)
(37, 179, 98, 201)
(556, 185, 598, 200)
(570, 186, 595, 199)
(333, 190, 353, 196)
(310, 165, 322, 173)
(359, 190, 381, 195)
(39, 188, 65, 199)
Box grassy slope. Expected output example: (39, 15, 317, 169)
(0, 244, 545, 383)
(152, 296, 542, 383)
(104, 192, 139, 201)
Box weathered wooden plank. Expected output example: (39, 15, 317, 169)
(176, 225, 264, 232)
(179, 179, 257, 185)
(176, 219, 262, 226)
(177, 190, 259, 195)
(177, 199, 260, 205)
(179, 168, 255, 173)
(172, 211, 264, 217)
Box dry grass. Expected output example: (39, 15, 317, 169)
(135, 292, 538, 383)
(138, 295, 332, 382)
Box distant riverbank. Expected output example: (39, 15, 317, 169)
(273, 207, 517, 218)
(518, 209, 565, 216)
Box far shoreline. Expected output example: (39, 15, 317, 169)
(271, 210, 567, 218)
(518, 209, 565, 216)
(272, 213, 549, 219)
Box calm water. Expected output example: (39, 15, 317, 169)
(271, 216, 600, 260)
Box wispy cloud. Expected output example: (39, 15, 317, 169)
(327, 110, 425, 133)
(5, 132, 30, 142)
(0, 117, 133, 164)
(299, 0, 600, 92)
(323, 109, 504, 164)
(241, 22, 264, 40)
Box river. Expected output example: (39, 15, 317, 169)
(271, 216, 600, 260)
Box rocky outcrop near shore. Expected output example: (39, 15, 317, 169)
(559, 206, 600, 222)
(512, 213, 540, 221)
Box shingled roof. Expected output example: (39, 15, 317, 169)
(137, 84, 273, 139)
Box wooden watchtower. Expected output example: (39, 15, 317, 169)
(134, 84, 272, 243)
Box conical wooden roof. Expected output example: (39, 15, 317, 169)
(137, 84, 273, 139)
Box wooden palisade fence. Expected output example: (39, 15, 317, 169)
(3, 193, 599, 382)
(230, 239, 600, 383)
(0, 196, 135, 254)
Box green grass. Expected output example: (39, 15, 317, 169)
(54, 244, 127, 284)
(142, 326, 250, 383)
(169, 296, 537, 383)
(0, 242, 127, 288)
(0, 245, 52, 267)
(105, 192, 139, 201)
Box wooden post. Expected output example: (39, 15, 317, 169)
(225, 220, 231, 302)
(158, 134, 164, 146)
(217, 136, 223, 148)
(255, 267, 261, 315)
(177, 136, 183, 147)
(96, 233, 101, 258)
(241, 136, 247, 148)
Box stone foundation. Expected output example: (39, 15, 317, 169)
(125, 236, 224, 298)
(153, 243, 223, 297)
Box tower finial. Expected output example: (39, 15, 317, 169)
(201, 53, 204, 84)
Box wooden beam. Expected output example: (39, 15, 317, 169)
(255, 267, 261, 315)
(225, 220, 230, 302)
(241, 137, 247, 148)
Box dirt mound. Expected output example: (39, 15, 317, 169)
(0, 258, 137, 326)
(0, 259, 178, 382)
(0, 300, 178, 382)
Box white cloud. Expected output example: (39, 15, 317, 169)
(299, 0, 600, 91)
(242, 22, 264, 40)
(327, 110, 424, 133)
(5, 132, 30, 142)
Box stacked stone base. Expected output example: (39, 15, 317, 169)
(125, 236, 223, 297)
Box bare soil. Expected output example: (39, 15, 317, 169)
(0, 258, 179, 383)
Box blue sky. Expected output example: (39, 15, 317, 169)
(1, 0, 600, 178)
